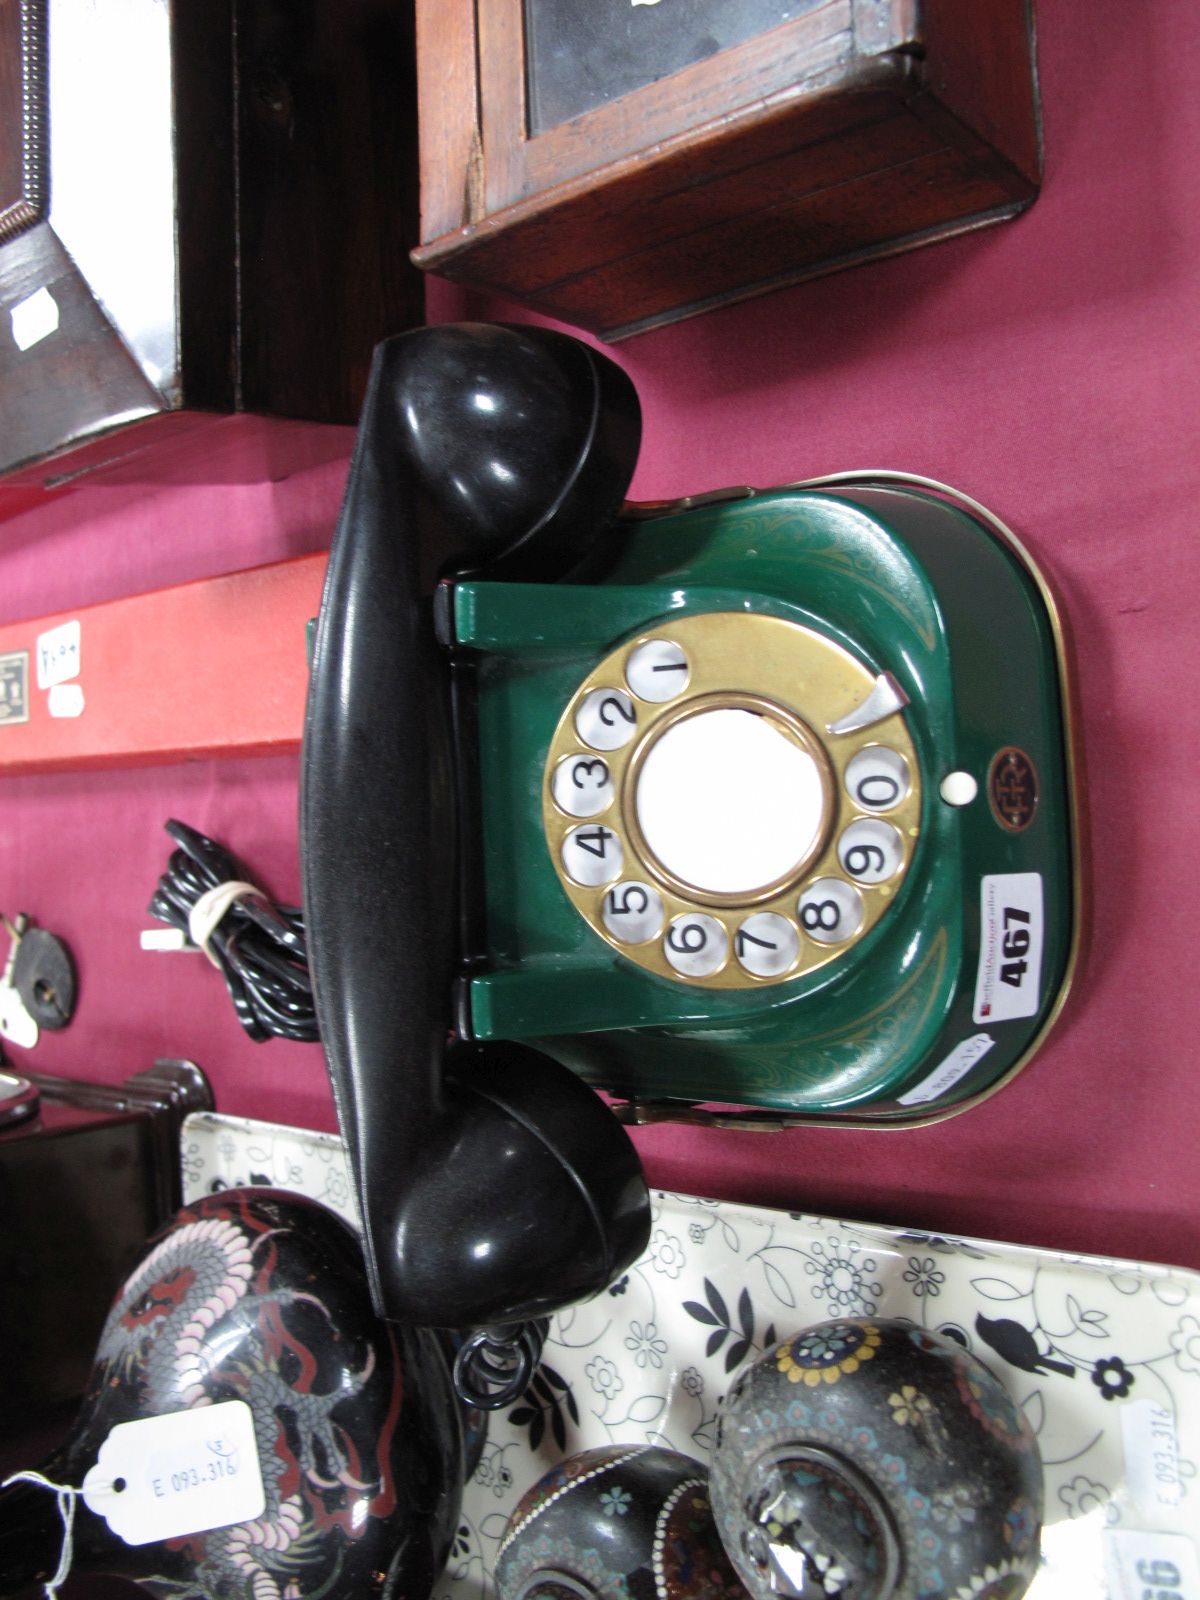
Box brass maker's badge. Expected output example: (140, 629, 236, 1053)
(989, 746, 1038, 832)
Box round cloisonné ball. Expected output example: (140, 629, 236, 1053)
(495, 1445, 746, 1600)
(709, 1319, 1042, 1600)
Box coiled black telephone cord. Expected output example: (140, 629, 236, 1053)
(147, 819, 318, 1043)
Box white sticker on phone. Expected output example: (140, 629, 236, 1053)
(1103, 1529, 1200, 1600)
(897, 1033, 995, 1106)
(81, 1400, 265, 1546)
(35, 619, 81, 688)
(973, 872, 1043, 1024)
(1121, 1398, 1186, 1513)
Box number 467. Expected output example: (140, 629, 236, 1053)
(1000, 906, 1031, 989)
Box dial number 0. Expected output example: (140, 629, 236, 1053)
(844, 745, 910, 812)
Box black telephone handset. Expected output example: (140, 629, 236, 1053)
(301, 326, 651, 1355)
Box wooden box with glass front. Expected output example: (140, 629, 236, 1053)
(413, 0, 1041, 338)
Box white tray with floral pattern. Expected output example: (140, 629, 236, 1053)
(182, 1112, 1200, 1600)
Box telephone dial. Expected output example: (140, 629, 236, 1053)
(300, 323, 1078, 1351)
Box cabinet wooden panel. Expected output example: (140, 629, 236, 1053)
(0, 0, 421, 483)
(413, 0, 1041, 340)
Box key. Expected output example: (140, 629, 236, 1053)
(0, 915, 39, 1050)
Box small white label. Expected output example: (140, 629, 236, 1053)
(10, 287, 60, 352)
(48, 682, 85, 718)
(81, 1400, 265, 1546)
(897, 1033, 995, 1106)
(973, 871, 1043, 1023)
(1121, 1398, 1186, 1512)
(35, 620, 81, 689)
(0, 984, 39, 1049)
(1103, 1529, 1200, 1600)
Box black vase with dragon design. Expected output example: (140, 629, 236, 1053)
(0, 1188, 467, 1600)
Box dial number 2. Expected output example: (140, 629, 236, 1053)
(575, 688, 638, 751)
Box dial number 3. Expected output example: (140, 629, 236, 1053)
(552, 754, 613, 817)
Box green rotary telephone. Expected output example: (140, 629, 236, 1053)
(301, 322, 1078, 1340)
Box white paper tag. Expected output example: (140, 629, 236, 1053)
(35, 620, 81, 689)
(1121, 1398, 1186, 1512)
(973, 871, 1044, 1023)
(81, 1401, 265, 1546)
(11, 287, 60, 352)
(1103, 1529, 1200, 1600)
(48, 682, 85, 718)
(897, 1032, 995, 1106)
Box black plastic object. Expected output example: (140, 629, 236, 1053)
(300, 323, 650, 1333)
(453, 1317, 550, 1412)
(13, 926, 76, 1030)
(0, 1189, 466, 1600)
(390, 321, 642, 582)
(0, 1063, 212, 1481)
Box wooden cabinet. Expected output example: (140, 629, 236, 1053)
(0, 0, 422, 482)
(414, 0, 1041, 340)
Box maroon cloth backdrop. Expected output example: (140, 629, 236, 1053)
(2, 0, 1197, 1279)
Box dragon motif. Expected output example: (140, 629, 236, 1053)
(96, 1202, 389, 1600)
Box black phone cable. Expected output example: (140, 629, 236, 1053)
(147, 819, 318, 1043)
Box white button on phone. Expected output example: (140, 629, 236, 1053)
(552, 754, 614, 817)
(838, 819, 904, 883)
(602, 881, 664, 944)
(844, 745, 910, 812)
(735, 913, 800, 978)
(575, 688, 639, 750)
(664, 913, 728, 978)
(625, 639, 689, 702)
(799, 879, 864, 944)
(562, 824, 624, 886)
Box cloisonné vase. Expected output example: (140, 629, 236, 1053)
(709, 1318, 1042, 1600)
(0, 1188, 466, 1599)
(495, 1445, 745, 1600)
